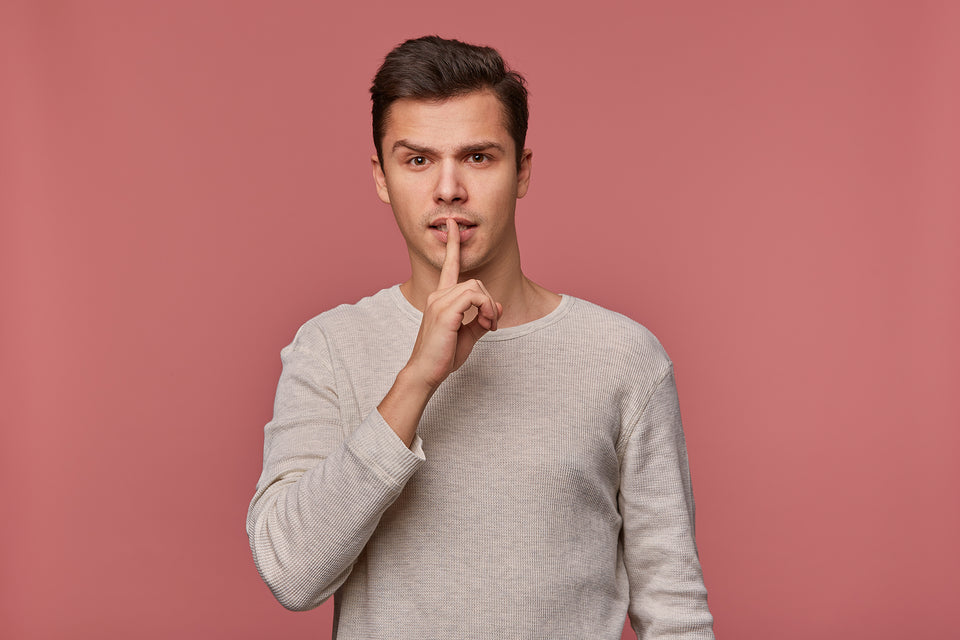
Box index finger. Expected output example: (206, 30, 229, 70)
(438, 218, 460, 290)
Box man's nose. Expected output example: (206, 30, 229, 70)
(433, 161, 467, 204)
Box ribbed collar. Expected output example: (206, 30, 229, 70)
(388, 284, 575, 341)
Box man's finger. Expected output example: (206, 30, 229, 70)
(475, 279, 499, 331)
(438, 218, 460, 290)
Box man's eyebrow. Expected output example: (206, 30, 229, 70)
(392, 140, 435, 155)
(459, 141, 506, 155)
(391, 140, 507, 155)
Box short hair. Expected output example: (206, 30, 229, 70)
(371, 35, 529, 168)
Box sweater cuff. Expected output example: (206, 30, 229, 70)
(343, 408, 425, 489)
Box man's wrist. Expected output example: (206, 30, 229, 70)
(377, 366, 437, 448)
(396, 363, 441, 398)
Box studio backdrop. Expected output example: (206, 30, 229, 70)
(2, 2, 957, 638)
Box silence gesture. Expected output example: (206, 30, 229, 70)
(409, 218, 502, 390)
(377, 218, 502, 446)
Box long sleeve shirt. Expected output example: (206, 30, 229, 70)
(247, 285, 714, 639)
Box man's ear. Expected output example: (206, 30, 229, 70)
(371, 154, 391, 204)
(517, 148, 533, 199)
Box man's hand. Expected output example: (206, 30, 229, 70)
(406, 218, 502, 390)
(377, 219, 502, 446)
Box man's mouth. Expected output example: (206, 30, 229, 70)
(429, 218, 478, 242)
(428, 216, 476, 232)
(429, 222, 474, 231)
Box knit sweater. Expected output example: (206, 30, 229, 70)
(247, 285, 714, 639)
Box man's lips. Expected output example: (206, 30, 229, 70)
(429, 218, 477, 243)
(429, 216, 476, 229)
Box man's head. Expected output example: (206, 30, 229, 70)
(371, 36, 529, 169)
(368, 37, 533, 286)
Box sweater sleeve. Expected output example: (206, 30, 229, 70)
(619, 366, 715, 639)
(246, 322, 425, 611)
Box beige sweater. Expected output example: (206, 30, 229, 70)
(247, 286, 714, 639)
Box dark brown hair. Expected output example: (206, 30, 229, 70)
(371, 36, 529, 168)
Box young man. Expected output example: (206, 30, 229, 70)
(247, 36, 714, 639)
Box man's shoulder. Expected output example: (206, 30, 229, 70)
(313, 285, 401, 325)
(563, 296, 673, 371)
(286, 285, 407, 348)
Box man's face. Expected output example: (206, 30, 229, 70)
(372, 90, 532, 280)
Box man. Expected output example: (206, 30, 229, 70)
(247, 36, 714, 639)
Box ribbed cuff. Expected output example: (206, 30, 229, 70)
(343, 409, 425, 489)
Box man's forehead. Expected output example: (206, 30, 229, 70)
(381, 91, 513, 150)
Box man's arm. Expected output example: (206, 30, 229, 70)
(246, 328, 425, 611)
(620, 366, 715, 639)
(248, 219, 501, 609)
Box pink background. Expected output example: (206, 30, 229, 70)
(3, 1, 958, 638)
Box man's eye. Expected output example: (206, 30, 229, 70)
(469, 153, 488, 163)
(410, 156, 427, 166)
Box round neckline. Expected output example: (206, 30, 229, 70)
(389, 284, 575, 341)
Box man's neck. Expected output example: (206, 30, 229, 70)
(400, 263, 560, 328)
